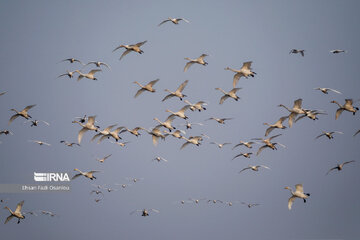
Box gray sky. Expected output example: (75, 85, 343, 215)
(0, 0, 359, 239)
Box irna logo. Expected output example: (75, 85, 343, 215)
(34, 172, 70, 182)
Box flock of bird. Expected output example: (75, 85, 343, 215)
(0, 16, 359, 223)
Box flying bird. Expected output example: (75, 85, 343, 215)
(57, 70, 78, 79)
(326, 160, 355, 175)
(60, 58, 84, 65)
(225, 61, 256, 87)
(60, 140, 80, 147)
(232, 141, 256, 150)
(84, 61, 111, 69)
(184, 54, 208, 72)
(206, 117, 233, 124)
(184, 100, 207, 112)
(72, 115, 99, 144)
(314, 88, 342, 95)
(9, 104, 36, 125)
(330, 49, 346, 54)
(153, 156, 168, 162)
(210, 142, 231, 148)
(162, 80, 189, 101)
(91, 124, 117, 143)
(166, 105, 191, 120)
(158, 17, 189, 26)
(289, 49, 305, 56)
(238, 165, 270, 174)
(25, 119, 50, 127)
(133, 79, 159, 98)
(4, 200, 25, 224)
(180, 136, 203, 149)
(215, 87, 241, 104)
(28, 140, 51, 146)
(263, 116, 288, 137)
(0, 130, 13, 135)
(154, 116, 176, 132)
(284, 184, 310, 210)
(180, 121, 204, 129)
(278, 98, 306, 127)
(241, 202, 260, 208)
(130, 209, 159, 217)
(120, 127, 145, 137)
(232, 153, 252, 160)
(96, 154, 112, 163)
(331, 99, 359, 120)
(75, 69, 101, 81)
(113, 41, 147, 60)
(145, 126, 166, 146)
(72, 169, 100, 180)
(315, 131, 343, 140)
(0, 91, 7, 96)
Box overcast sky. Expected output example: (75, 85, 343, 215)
(0, 0, 359, 239)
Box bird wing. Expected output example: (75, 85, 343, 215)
(233, 73, 244, 87)
(335, 108, 344, 120)
(24, 104, 36, 111)
(87, 116, 96, 125)
(269, 134, 282, 141)
(57, 73, 68, 78)
(238, 167, 251, 173)
(134, 88, 146, 98)
(230, 88, 242, 94)
(177, 80, 189, 92)
(98, 135, 109, 144)
(119, 49, 132, 60)
(4, 215, 14, 224)
(256, 145, 267, 156)
(242, 61, 252, 69)
(158, 19, 171, 26)
(328, 88, 342, 94)
(265, 127, 275, 137)
(100, 62, 111, 69)
(162, 94, 174, 102)
(288, 112, 297, 128)
(343, 160, 355, 165)
(8, 114, 20, 124)
(354, 130, 360, 137)
(147, 78, 160, 87)
(78, 128, 89, 144)
(180, 105, 191, 112)
(165, 115, 176, 122)
(0, 91, 7, 96)
(232, 154, 243, 160)
(326, 167, 338, 175)
(104, 124, 117, 132)
(220, 95, 229, 104)
(89, 69, 101, 75)
(71, 174, 82, 180)
(315, 133, 325, 139)
(259, 165, 271, 170)
(104, 154, 112, 160)
(15, 200, 24, 213)
(288, 196, 296, 210)
(295, 184, 304, 193)
(112, 45, 124, 52)
(232, 143, 242, 150)
(152, 135, 159, 146)
(184, 62, 194, 72)
(180, 142, 191, 150)
(135, 40, 147, 47)
(293, 99, 303, 109)
(295, 114, 306, 123)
